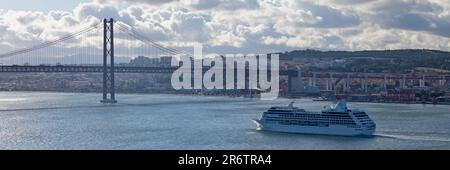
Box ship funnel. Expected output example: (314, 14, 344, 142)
(331, 101, 348, 112)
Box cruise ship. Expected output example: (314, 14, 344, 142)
(252, 101, 376, 136)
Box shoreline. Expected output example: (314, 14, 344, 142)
(1, 90, 449, 106)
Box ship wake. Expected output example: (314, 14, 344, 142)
(376, 133, 450, 143)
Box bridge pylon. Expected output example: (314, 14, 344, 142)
(101, 18, 117, 104)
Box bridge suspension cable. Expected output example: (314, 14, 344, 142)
(0, 18, 195, 67)
(115, 22, 191, 57)
(0, 22, 102, 59)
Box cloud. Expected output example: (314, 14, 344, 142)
(183, 0, 260, 10)
(1, 0, 450, 55)
(367, 0, 450, 38)
(120, 0, 260, 10)
(74, 2, 121, 21)
(123, 0, 177, 5)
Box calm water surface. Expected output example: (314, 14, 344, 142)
(0, 92, 449, 149)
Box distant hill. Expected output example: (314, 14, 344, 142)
(279, 49, 450, 60)
(278, 49, 450, 73)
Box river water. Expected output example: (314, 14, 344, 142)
(0, 92, 449, 149)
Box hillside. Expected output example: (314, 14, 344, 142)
(280, 49, 450, 59)
(279, 49, 450, 73)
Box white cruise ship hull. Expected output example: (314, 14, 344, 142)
(252, 119, 375, 136)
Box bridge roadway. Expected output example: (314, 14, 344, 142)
(0, 65, 448, 80)
(0, 65, 177, 73)
(0, 65, 298, 76)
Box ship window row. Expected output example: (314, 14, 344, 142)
(279, 117, 325, 121)
(322, 116, 353, 119)
(265, 119, 326, 125)
(271, 114, 322, 118)
(322, 112, 350, 115)
(265, 117, 327, 122)
(266, 112, 354, 119)
(329, 121, 356, 125)
(268, 115, 353, 121)
(282, 114, 321, 117)
(266, 119, 357, 126)
(269, 115, 353, 121)
(357, 118, 370, 121)
(267, 114, 321, 118)
(322, 115, 352, 118)
(321, 113, 351, 116)
(279, 119, 356, 125)
(279, 114, 328, 118)
(277, 120, 329, 127)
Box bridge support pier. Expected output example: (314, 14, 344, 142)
(101, 18, 117, 104)
(440, 75, 446, 86)
(419, 75, 425, 88)
(325, 79, 330, 91)
(326, 74, 333, 91)
(361, 75, 368, 92)
(401, 75, 406, 89)
(344, 74, 350, 92)
(288, 75, 292, 93)
(312, 73, 316, 87)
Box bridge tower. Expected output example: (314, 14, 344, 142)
(101, 18, 117, 103)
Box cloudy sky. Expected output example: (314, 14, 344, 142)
(1, 0, 450, 54)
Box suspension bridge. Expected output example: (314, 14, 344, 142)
(0, 18, 189, 103)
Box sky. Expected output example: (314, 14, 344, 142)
(1, 0, 450, 54)
(0, 0, 91, 11)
